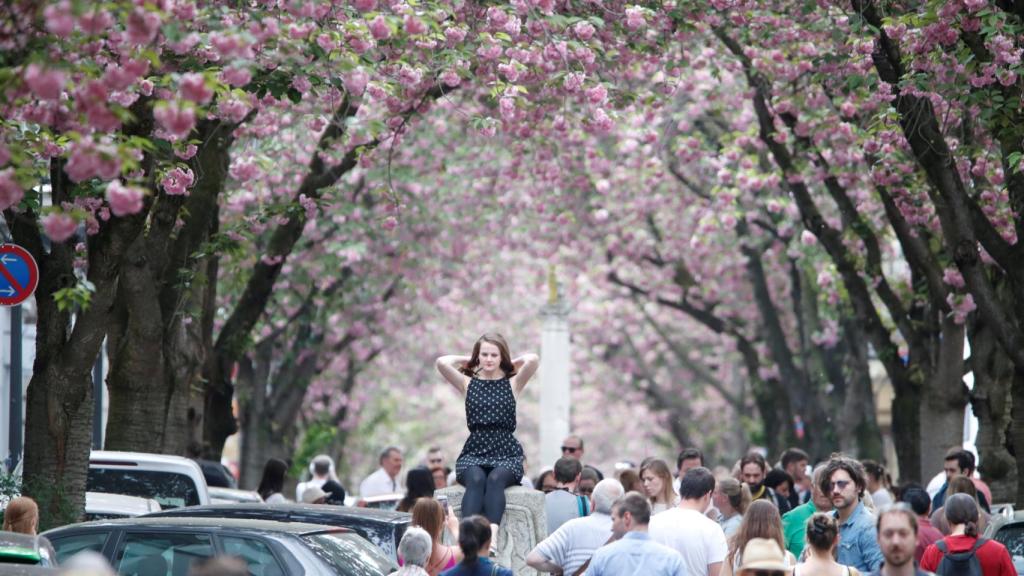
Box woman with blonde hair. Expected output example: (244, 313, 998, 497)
(640, 459, 678, 515)
(409, 497, 462, 576)
(722, 499, 797, 576)
(2, 496, 39, 535)
(714, 478, 752, 538)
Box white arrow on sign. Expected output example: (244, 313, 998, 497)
(0, 254, 15, 266)
(0, 286, 15, 297)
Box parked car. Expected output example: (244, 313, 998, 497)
(88, 451, 210, 509)
(144, 503, 410, 562)
(85, 492, 162, 521)
(193, 459, 237, 489)
(983, 511, 1024, 574)
(42, 516, 396, 576)
(208, 487, 263, 504)
(360, 494, 403, 512)
(0, 532, 57, 568)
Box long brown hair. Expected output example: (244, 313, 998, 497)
(2, 497, 38, 535)
(640, 459, 676, 507)
(411, 497, 445, 541)
(728, 499, 785, 566)
(459, 333, 517, 378)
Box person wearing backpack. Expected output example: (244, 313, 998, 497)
(919, 493, 1015, 576)
(545, 457, 591, 535)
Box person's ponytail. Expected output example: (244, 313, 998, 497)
(458, 515, 492, 564)
(964, 520, 979, 538)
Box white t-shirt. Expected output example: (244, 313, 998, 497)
(296, 476, 329, 502)
(360, 468, 402, 498)
(531, 513, 613, 575)
(649, 506, 728, 576)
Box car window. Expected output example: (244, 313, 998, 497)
(116, 532, 213, 576)
(219, 536, 284, 576)
(995, 523, 1024, 557)
(301, 533, 395, 576)
(88, 469, 199, 509)
(48, 532, 110, 564)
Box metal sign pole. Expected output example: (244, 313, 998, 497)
(9, 303, 21, 469)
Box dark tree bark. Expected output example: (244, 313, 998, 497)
(104, 120, 236, 455)
(16, 155, 148, 527)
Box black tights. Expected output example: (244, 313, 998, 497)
(461, 465, 518, 524)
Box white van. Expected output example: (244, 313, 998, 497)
(88, 451, 211, 509)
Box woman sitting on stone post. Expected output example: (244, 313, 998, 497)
(435, 333, 539, 554)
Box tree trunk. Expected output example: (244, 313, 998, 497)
(1012, 368, 1024, 506)
(918, 319, 967, 483)
(969, 312, 1017, 503)
(104, 239, 167, 452)
(22, 365, 94, 529)
(104, 120, 232, 456)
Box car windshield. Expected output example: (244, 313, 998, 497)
(996, 523, 1024, 557)
(301, 533, 395, 576)
(87, 468, 199, 509)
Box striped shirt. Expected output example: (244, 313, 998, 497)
(531, 513, 613, 575)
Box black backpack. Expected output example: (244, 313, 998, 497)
(934, 537, 987, 576)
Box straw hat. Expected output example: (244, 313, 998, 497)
(301, 486, 327, 503)
(738, 538, 792, 572)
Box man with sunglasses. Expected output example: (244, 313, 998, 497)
(562, 434, 605, 486)
(819, 455, 884, 572)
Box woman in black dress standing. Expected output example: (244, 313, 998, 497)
(435, 333, 539, 550)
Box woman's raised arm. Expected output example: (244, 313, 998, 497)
(511, 353, 540, 395)
(435, 355, 471, 396)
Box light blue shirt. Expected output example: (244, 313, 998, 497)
(586, 531, 686, 576)
(835, 502, 884, 572)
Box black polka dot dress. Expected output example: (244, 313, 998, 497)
(455, 377, 525, 484)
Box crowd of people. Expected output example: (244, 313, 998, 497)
(367, 439, 1016, 576)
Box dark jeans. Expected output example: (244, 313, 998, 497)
(461, 465, 518, 524)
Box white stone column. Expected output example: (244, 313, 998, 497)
(539, 269, 571, 470)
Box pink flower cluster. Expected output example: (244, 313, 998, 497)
(23, 64, 65, 101)
(106, 180, 145, 217)
(155, 101, 197, 141)
(65, 140, 121, 183)
(42, 212, 78, 243)
(0, 169, 24, 211)
(162, 167, 196, 196)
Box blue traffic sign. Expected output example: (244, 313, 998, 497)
(0, 244, 39, 306)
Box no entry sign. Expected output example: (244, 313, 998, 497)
(0, 244, 39, 306)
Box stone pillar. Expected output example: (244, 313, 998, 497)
(437, 485, 546, 575)
(540, 267, 570, 470)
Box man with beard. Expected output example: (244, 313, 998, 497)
(869, 505, 935, 576)
(820, 454, 884, 572)
(740, 452, 790, 514)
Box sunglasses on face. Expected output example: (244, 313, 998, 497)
(829, 480, 852, 491)
(428, 458, 443, 464)
(561, 446, 580, 454)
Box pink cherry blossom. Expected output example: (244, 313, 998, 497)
(368, 16, 391, 40)
(42, 212, 78, 242)
(625, 6, 646, 30)
(440, 69, 461, 87)
(942, 267, 966, 289)
(220, 67, 252, 87)
(218, 99, 250, 123)
(180, 73, 213, 104)
(23, 64, 65, 101)
(162, 167, 195, 196)
(65, 140, 122, 182)
(154, 101, 196, 141)
(126, 7, 161, 45)
(106, 180, 145, 216)
(44, 1, 75, 37)
(345, 69, 369, 95)
(0, 169, 24, 211)
(404, 16, 427, 36)
(352, 0, 376, 11)
(77, 10, 114, 34)
(574, 21, 596, 41)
